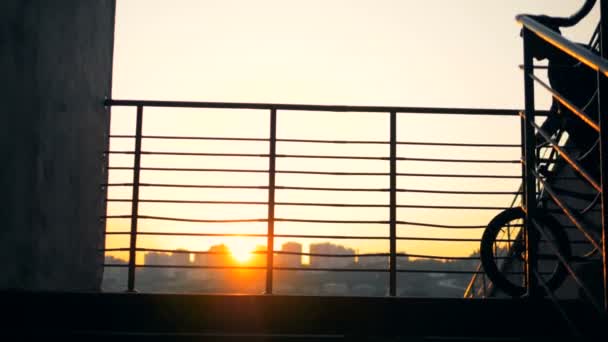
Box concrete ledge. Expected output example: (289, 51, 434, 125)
(3, 292, 605, 339)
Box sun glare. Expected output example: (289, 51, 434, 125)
(231, 248, 253, 263)
(227, 241, 258, 264)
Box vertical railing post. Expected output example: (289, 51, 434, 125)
(519, 118, 529, 292)
(522, 28, 539, 296)
(266, 108, 277, 294)
(598, 0, 608, 311)
(101, 98, 112, 280)
(127, 105, 144, 292)
(389, 111, 397, 296)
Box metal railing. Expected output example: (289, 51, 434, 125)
(102, 99, 530, 296)
(516, 9, 608, 313)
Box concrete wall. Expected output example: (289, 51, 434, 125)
(0, 0, 115, 291)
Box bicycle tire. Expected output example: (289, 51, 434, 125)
(480, 207, 571, 297)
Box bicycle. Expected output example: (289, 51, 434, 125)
(479, 129, 601, 297)
(479, 2, 602, 297)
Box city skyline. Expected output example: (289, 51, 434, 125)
(103, 240, 478, 296)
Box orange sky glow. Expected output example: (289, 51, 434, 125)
(105, 1, 600, 266)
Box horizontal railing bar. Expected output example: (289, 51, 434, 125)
(118, 248, 385, 257)
(397, 157, 521, 164)
(278, 186, 386, 192)
(105, 263, 541, 275)
(105, 215, 133, 219)
(397, 188, 521, 195)
(138, 216, 267, 223)
(108, 166, 269, 173)
(108, 199, 268, 205)
(106, 99, 531, 116)
(105, 215, 514, 229)
(107, 199, 391, 207)
(110, 135, 269, 142)
(527, 116, 601, 192)
(281, 170, 386, 176)
(113, 135, 385, 145)
(109, 215, 502, 225)
(103, 263, 488, 274)
(397, 172, 521, 179)
(108, 166, 522, 178)
(107, 150, 520, 163)
(107, 199, 515, 208)
(108, 247, 570, 261)
(110, 134, 520, 147)
(397, 221, 493, 229)
(110, 151, 271, 158)
(107, 199, 389, 207)
(111, 215, 505, 224)
(106, 232, 388, 239)
(109, 183, 269, 190)
(517, 15, 608, 77)
(275, 218, 387, 224)
(122, 151, 389, 161)
(104, 231, 499, 242)
(104, 214, 502, 225)
(104, 184, 521, 195)
(528, 74, 599, 132)
(106, 264, 386, 272)
(395, 204, 509, 210)
(117, 248, 488, 260)
(106, 202, 516, 210)
(531, 169, 602, 252)
(398, 141, 520, 148)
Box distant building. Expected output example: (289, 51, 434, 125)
(309, 242, 355, 268)
(357, 255, 388, 269)
(144, 251, 171, 266)
(194, 244, 232, 267)
(144, 250, 191, 278)
(102, 255, 127, 291)
(275, 242, 302, 268)
(144, 250, 189, 267)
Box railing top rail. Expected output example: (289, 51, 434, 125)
(517, 15, 608, 76)
(105, 99, 529, 116)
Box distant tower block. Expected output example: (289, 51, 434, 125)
(276, 242, 303, 268)
(309, 243, 355, 268)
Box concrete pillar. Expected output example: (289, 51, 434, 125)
(0, 0, 115, 291)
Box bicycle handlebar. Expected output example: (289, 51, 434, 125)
(523, 0, 596, 29)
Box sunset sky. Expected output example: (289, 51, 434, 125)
(105, 1, 600, 265)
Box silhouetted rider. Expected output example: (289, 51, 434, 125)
(523, 0, 599, 176)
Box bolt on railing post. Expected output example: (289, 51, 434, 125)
(389, 111, 397, 296)
(265, 108, 277, 295)
(599, 0, 608, 312)
(127, 105, 144, 292)
(522, 28, 540, 297)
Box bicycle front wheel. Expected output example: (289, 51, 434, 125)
(480, 207, 571, 297)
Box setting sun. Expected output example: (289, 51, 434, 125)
(231, 248, 254, 263)
(227, 240, 261, 264)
